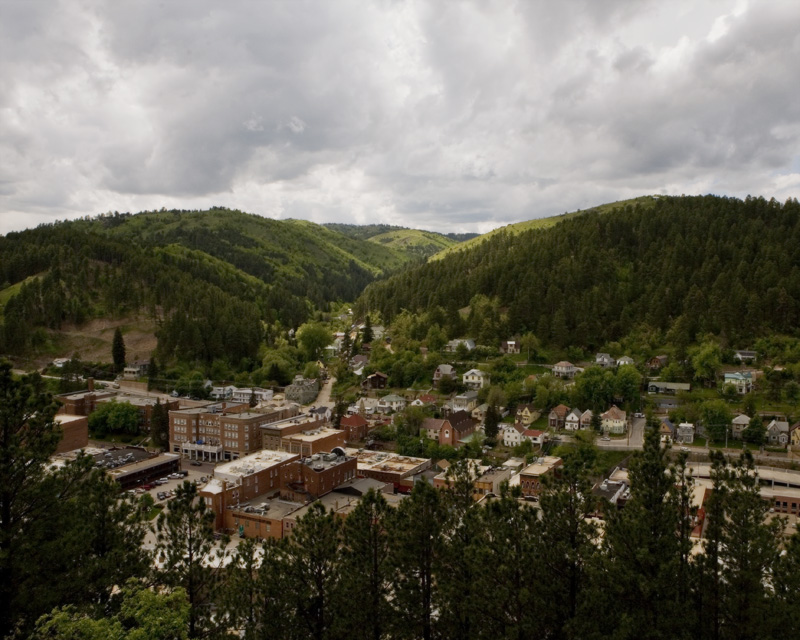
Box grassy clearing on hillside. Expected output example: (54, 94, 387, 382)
(0, 273, 44, 318)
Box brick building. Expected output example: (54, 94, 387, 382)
(169, 403, 299, 461)
(280, 427, 346, 457)
(339, 414, 369, 441)
(260, 414, 328, 451)
(53, 414, 89, 453)
(519, 456, 563, 497)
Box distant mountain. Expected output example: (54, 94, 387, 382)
(0, 208, 415, 365)
(324, 223, 464, 260)
(356, 195, 800, 350)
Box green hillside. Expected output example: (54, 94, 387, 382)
(357, 195, 800, 351)
(0, 208, 412, 366)
(430, 195, 658, 261)
(324, 223, 461, 260)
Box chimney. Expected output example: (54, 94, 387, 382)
(87, 377, 94, 392)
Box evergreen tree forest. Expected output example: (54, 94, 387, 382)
(356, 195, 800, 351)
(0, 208, 412, 367)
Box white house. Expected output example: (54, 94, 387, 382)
(767, 420, 790, 446)
(231, 387, 274, 405)
(601, 405, 627, 434)
(617, 356, 635, 366)
(723, 372, 753, 395)
(452, 391, 479, 412)
(676, 422, 695, 444)
(210, 385, 236, 400)
(565, 408, 583, 431)
(595, 353, 615, 368)
(463, 369, 489, 389)
(553, 361, 577, 379)
(731, 414, 751, 439)
(378, 394, 406, 413)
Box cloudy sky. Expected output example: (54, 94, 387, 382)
(1, 0, 799, 236)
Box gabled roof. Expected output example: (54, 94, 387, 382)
(340, 414, 368, 428)
(463, 368, 486, 377)
(566, 408, 583, 421)
(448, 410, 476, 434)
(435, 364, 455, 375)
(522, 429, 544, 438)
(516, 403, 536, 414)
(381, 394, 405, 403)
(732, 414, 751, 425)
(768, 420, 789, 433)
(418, 393, 437, 404)
(550, 404, 570, 418)
(422, 418, 446, 433)
(602, 405, 626, 421)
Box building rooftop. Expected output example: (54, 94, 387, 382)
(284, 427, 344, 443)
(214, 449, 299, 484)
(347, 448, 431, 477)
(520, 456, 563, 477)
(300, 451, 352, 472)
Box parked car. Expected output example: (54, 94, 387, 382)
(141, 484, 154, 490)
(190, 461, 202, 466)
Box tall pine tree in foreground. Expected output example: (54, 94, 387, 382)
(112, 328, 126, 373)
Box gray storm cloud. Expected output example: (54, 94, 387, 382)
(0, 0, 798, 236)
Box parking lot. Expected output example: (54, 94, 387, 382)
(128, 461, 217, 503)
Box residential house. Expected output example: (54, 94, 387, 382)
(648, 355, 669, 370)
(350, 355, 369, 373)
(595, 353, 615, 368)
(378, 394, 406, 413)
(659, 417, 675, 442)
(564, 408, 583, 431)
(791, 423, 800, 448)
(123, 360, 149, 380)
(472, 403, 489, 423)
(734, 350, 758, 363)
(580, 410, 594, 430)
(647, 381, 691, 394)
(677, 422, 695, 444)
(723, 372, 753, 395)
(767, 420, 790, 446)
(210, 385, 236, 400)
(553, 361, 577, 379)
(433, 364, 455, 387)
(361, 372, 388, 391)
(501, 423, 525, 448)
(617, 356, 635, 366)
(452, 390, 479, 412)
(445, 338, 476, 353)
(731, 414, 751, 439)
(411, 393, 437, 408)
(501, 424, 545, 448)
(601, 405, 627, 434)
(516, 404, 538, 426)
(548, 404, 570, 430)
(463, 368, 489, 389)
(231, 387, 274, 405)
(500, 340, 520, 354)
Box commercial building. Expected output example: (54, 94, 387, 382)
(285, 375, 320, 404)
(519, 456, 563, 497)
(106, 453, 180, 490)
(58, 385, 179, 432)
(349, 449, 432, 490)
(169, 403, 299, 461)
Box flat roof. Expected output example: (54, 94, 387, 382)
(214, 449, 300, 483)
(520, 456, 563, 477)
(106, 453, 179, 479)
(54, 414, 86, 424)
(347, 448, 431, 476)
(284, 427, 344, 443)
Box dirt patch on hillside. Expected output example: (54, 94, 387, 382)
(49, 316, 158, 365)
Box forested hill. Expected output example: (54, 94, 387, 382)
(356, 195, 800, 350)
(0, 208, 413, 364)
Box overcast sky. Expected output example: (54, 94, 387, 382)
(1, 0, 798, 236)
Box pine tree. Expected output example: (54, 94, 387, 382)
(335, 489, 392, 640)
(112, 328, 126, 373)
(387, 481, 444, 640)
(155, 482, 223, 639)
(362, 315, 373, 345)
